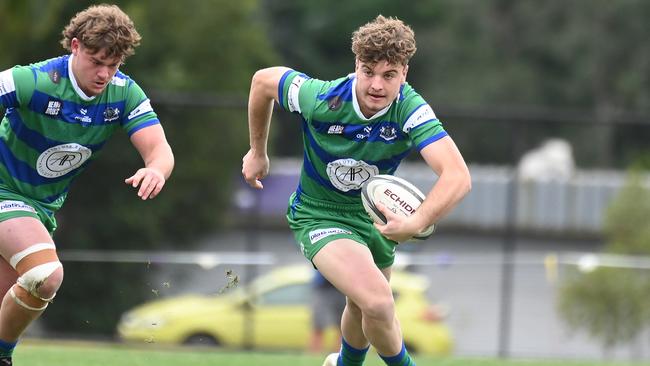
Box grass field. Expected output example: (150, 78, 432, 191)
(13, 339, 649, 366)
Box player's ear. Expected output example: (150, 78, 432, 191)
(70, 38, 85, 57)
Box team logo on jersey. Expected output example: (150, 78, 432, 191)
(44, 100, 62, 117)
(356, 126, 372, 140)
(103, 107, 120, 122)
(328, 125, 345, 134)
(48, 70, 61, 84)
(328, 96, 342, 111)
(326, 159, 378, 192)
(379, 126, 397, 141)
(36, 143, 92, 178)
(74, 108, 92, 124)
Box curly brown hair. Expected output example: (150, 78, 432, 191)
(351, 15, 416, 66)
(60, 4, 141, 60)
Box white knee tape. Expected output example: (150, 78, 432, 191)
(9, 286, 48, 311)
(17, 261, 62, 301)
(9, 243, 57, 268)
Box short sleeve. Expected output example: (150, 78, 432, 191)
(121, 80, 160, 136)
(0, 66, 35, 109)
(398, 89, 448, 151)
(277, 70, 331, 122)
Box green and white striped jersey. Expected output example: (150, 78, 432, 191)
(0, 54, 159, 212)
(278, 70, 447, 204)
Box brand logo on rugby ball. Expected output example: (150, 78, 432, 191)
(361, 174, 435, 241)
(380, 188, 417, 214)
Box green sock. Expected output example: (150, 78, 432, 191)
(0, 339, 16, 358)
(379, 342, 415, 366)
(339, 337, 369, 366)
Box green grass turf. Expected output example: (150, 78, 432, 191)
(13, 339, 649, 366)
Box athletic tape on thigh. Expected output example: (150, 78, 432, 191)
(9, 243, 56, 269)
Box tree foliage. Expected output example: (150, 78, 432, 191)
(261, 0, 650, 167)
(558, 170, 650, 349)
(558, 268, 650, 349)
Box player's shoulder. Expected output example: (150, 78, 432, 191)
(284, 69, 349, 91)
(11, 55, 67, 85)
(28, 55, 68, 71)
(320, 73, 354, 95)
(110, 70, 132, 88)
(5, 55, 69, 98)
(395, 82, 432, 113)
(397, 82, 427, 108)
(105, 70, 144, 102)
(309, 74, 354, 116)
(281, 70, 350, 114)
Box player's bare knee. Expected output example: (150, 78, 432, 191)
(360, 294, 395, 322)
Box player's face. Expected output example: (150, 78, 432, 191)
(354, 60, 408, 118)
(70, 38, 122, 96)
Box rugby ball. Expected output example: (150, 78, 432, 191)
(361, 174, 435, 240)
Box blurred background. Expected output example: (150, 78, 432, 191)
(1, 0, 650, 362)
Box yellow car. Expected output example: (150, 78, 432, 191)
(117, 264, 453, 355)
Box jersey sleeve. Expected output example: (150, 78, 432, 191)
(0, 66, 36, 109)
(121, 79, 160, 136)
(399, 86, 448, 151)
(277, 69, 328, 121)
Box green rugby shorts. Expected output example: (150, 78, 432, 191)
(286, 191, 397, 269)
(0, 186, 57, 234)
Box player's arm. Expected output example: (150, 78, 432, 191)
(126, 124, 174, 200)
(374, 136, 470, 242)
(414, 136, 471, 229)
(242, 66, 291, 189)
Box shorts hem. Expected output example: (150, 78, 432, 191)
(0, 210, 40, 224)
(375, 258, 395, 269)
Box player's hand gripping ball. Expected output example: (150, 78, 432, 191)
(361, 174, 435, 240)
